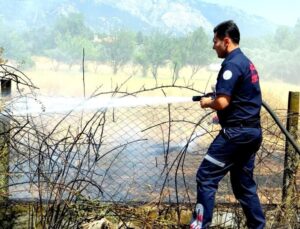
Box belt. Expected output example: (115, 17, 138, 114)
(222, 120, 261, 128)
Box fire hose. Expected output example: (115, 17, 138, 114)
(192, 94, 300, 155)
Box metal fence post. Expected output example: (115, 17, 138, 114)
(0, 79, 11, 202)
(281, 91, 299, 225)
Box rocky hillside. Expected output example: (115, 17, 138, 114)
(0, 0, 276, 36)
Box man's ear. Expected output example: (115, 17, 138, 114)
(224, 37, 230, 46)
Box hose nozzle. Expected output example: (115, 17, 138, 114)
(192, 96, 202, 101)
(192, 92, 215, 102)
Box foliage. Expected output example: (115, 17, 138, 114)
(1, 10, 300, 83)
(241, 21, 300, 84)
(24, 27, 56, 56)
(273, 26, 294, 51)
(0, 20, 33, 68)
(185, 27, 212, 68)
(142, 31, 172, 79)
(169, 36, 188, 80)
(133, 44, 149, 77)
(53, 12, 93, 39)
(101, 29, 136, 74)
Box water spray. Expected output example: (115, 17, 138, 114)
(7, 91, 300, 155)
(8, 96, 195, 115)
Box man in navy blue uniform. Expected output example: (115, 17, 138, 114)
(190, 20, 265, 229)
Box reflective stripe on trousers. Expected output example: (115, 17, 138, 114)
(196, 127, 265, 229)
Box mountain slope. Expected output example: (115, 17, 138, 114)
(0, 0, 276, 36)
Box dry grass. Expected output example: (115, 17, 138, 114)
(21, 57, 214, 97)
(20, 57, 300, 110)
(261, 80, 300, 108)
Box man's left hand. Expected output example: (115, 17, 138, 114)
(200, 97, 214, 108)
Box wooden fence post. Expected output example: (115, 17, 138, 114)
(281, 91, 299, 226)
(0, 79, 11, 202)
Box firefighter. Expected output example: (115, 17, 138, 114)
(190, 20, 265, 229)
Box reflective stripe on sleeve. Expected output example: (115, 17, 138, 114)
(204, 154, 225, 167)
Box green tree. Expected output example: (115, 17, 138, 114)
(186, 27, 212, 77)
(169, 36, 188, 81)
(24, 27, 56, 56)
(44, 48, 64, 71)
(136, 31, 144, 45)
(133, 44, 149, 77)
(274, 26, 294, 51)
(102, 29, 136, 74)
(54, 13, 92, 39)
(143, 31, 171, 80)
(44, 13, 95, 70)
(133, 31, 149, 77)
(0, 20, 33, 68)
(53, 34, 95, 70)
(87, 42, 103, 73)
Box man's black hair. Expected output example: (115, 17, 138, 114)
(213, 20, 240, 44)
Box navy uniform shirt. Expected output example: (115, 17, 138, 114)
(216, 48, 262, 127)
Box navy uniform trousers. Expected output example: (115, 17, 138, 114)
(196, 127, 266, 228)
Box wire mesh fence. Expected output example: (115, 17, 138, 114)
(5, 93, 299, 205)
(0, 64, 299, 228)
(4, 95, 298, 227)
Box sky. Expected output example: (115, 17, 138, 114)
(203, 0, 300, 26)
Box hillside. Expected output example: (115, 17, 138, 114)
(0, 0, 276, 37)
